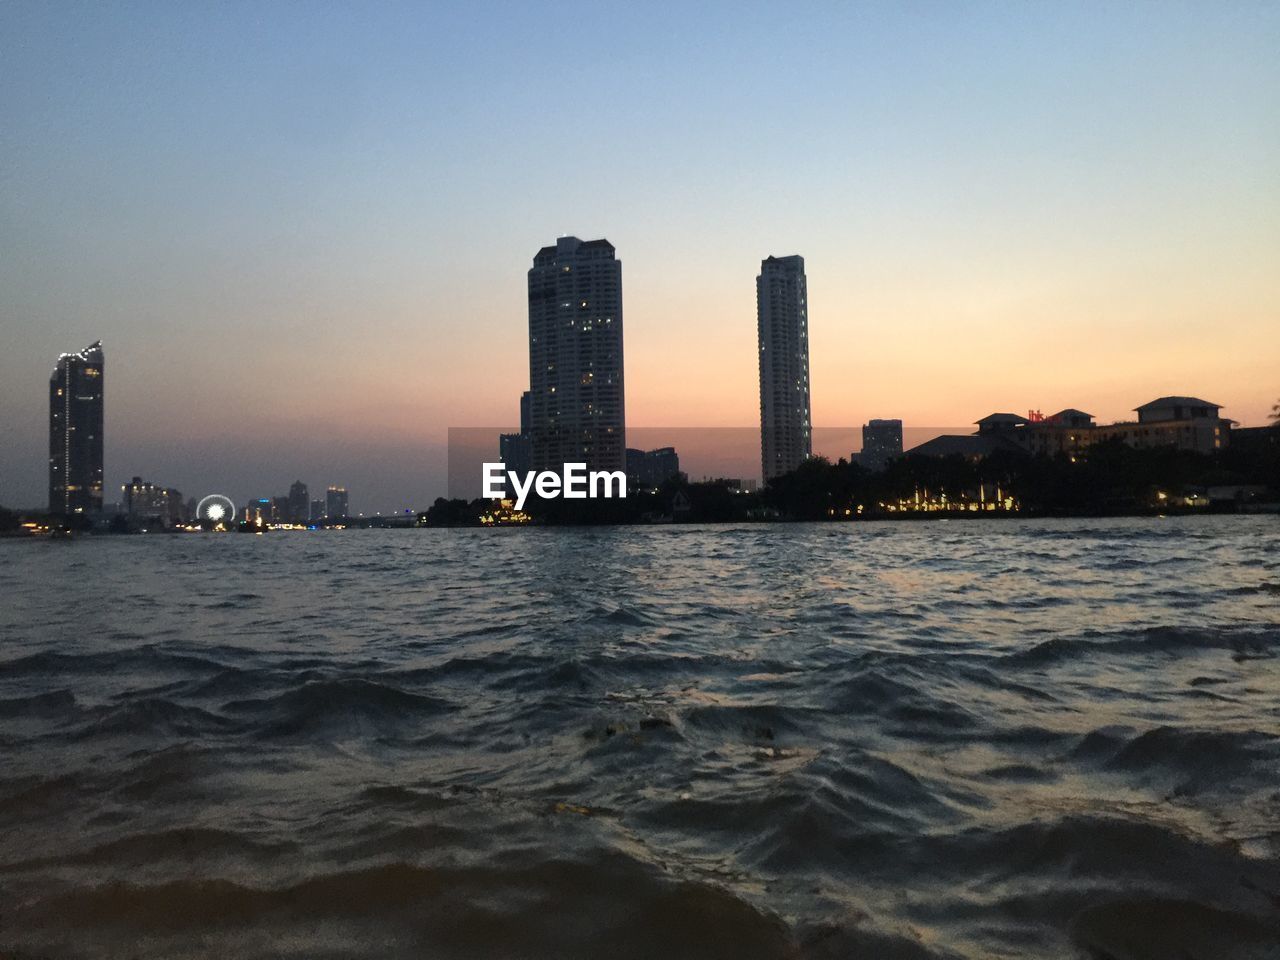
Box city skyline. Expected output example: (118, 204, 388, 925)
(33, 328, 1262, 518)
(15, 267, 1279, 516)
(2, 3, 1278, 509)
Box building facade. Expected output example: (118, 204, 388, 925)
(287, 480, 309, 524)
(860, 419, 903, 471)
(326, 485, 349, 519)
(122, 476, 186, 527)
(244, 498, 275, 525)
(527, 236, 625, 473)
(626, 447, 681, 491)
(1016, 399, 1230, 456)
(1090, 397, 1230, 455)
(1011, 410, 1097, 457)
(497, 389, 533, 496)
(757, 255, 811, 481)
(49, 340, 105, 515)
(910, 397, 1233, 460)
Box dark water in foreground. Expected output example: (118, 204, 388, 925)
(1, 518, 1278, 959)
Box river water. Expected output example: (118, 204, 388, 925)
(1, 518, 1277, 959)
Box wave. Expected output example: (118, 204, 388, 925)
(1009, 625, 1280, 665)
(0, 645, 231, 677)
(75, 698, 239, 739)
(4, 854, 802, 960)
(223, 678, 452, 739)
(1081, 725, 1280, 796)
(0, 689, 77, 718)
(2, 826, 296, 871)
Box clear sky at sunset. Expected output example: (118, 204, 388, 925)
(2, 1, 1277, 511)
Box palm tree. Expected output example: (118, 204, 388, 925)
(1272, 398, 1279, 425)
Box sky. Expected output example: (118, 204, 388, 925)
(2, 1, 1277, 512)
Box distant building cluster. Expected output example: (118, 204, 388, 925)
(43, 338, 359, 529)
(243, 483, 349, 527)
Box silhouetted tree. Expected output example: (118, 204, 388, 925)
(421, 497, 484, 527)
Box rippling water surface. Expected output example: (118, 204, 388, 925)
(1, 518, 1278, 959)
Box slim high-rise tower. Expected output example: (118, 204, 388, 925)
(757, 255, 811, 481)
(49, 340, 105, 515)
(527, 236, 625, 473)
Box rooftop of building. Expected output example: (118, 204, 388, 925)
(761, 254, 804, 270)
(533, 237, 616, 263)
(908, 434, 1020, 458)
(54, 339, 103, 370)
(1135, 396, 1221, 411)
(975, 413, 1030, 427)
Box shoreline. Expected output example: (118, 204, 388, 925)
(2, 508, 1276, 540)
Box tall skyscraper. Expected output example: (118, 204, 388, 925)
(860, 419, 904, 472)
(527, 236, 625, 473)
(757, 256, 811, 481)
(49, 340, 105, 515)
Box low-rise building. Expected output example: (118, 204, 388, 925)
(1090, 397, 1232, 455)
(858, 419, 903, 471)
(1017, 409, 1098, 458)
(326, 486, 349, 519)
(910, 396, 1233, 460)
(122, 476, 186, 527)
(243, 498, 275, 525)
(626, 447, 681, 491)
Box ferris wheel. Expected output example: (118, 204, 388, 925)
(195, 494, 236, 527)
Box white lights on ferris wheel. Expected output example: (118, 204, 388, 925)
(196, 494, 236, 525)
